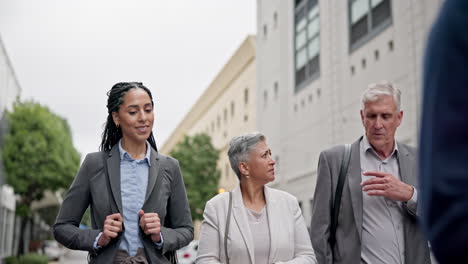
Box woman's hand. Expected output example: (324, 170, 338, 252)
(139, 209, 161, 243)
(98, 213, 123, 247)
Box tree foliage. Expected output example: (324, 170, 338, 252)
(170, 133, 220, 220)
(1, 100, 80, 216)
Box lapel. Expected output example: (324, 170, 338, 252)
(232, 185, 255, 264)
(106, 145, 161, 214)
(144, 148, 161, 203)
(106, 145, 123, 214)
(265, 186, 279, 264)
(396, 142, 412, 184)
(347, 138, 364, 241)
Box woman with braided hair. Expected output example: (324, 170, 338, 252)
(54, 82, 193, 263)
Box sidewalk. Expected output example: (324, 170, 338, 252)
(49, 248, 87, 264)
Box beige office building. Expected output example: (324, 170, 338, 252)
(161, 35, 256, 193)
(256, 0, 442, 225)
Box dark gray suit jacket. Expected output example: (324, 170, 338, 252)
(310, 137, 430, 264)
(53, 145, 193, 263)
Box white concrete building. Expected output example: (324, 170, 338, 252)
(256, 0, 442, 226)
(0, 35, 22, 259)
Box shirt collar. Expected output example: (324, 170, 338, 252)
(118, 140, 152, 166)
(362, 135, 398, 159)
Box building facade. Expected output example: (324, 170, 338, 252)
(0, 35, 22, 259)
(161, 35, 256, 193)
(256, 0, 442, 226)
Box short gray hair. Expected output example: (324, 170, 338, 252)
(228, 132, 266, 180)
(361, 81, 402, 111)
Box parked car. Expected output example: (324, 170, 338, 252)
(42, 240, 64, 261)
(176, 240, 198, 264)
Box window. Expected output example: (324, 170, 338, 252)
(264, 90, 268, 107)
(274, 12, 278, 28)
(295, 0, 320, 91)
(231, 101, 235, 117)
(349, 0, 392, 49)
(224, 108, 227, 123)
(244, 88, 249, 105)
(274, 82, 279, 99)
(263, 24, 268, 39)
(217, 115, 220, 129)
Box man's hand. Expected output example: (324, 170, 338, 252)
(139, 209, 161, 243)
(98, 213, 123, 247)
(361, 171, 414, 201)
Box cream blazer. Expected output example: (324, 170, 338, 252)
(196, 185, 317, 264)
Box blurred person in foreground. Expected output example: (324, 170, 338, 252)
(196, 132, 317, 264)
(54, 82, 193, 263)
(310, 82, 431, 264)
(419, 0, 468, 263)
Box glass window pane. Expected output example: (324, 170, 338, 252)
(351, 0, 369, 24)
(351, 16, 368, 44)
(308, 5, 318, 19)
(296, 17, 307, 32)
(371, 0, 391, 28)
(308, 37, 320, 59)
(308, 17, 319, 39)
(296, 30, 307, 49)
(371, 0, 384, 7)
(296, 48, 307, 69)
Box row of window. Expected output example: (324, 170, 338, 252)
(350, 40, 394, 75)
(263, 81, 279, 108)
(201, 88, 250, 137)
(294, 88, 322, 113)
(262, 11, 278, 40)
(294, 0, 392, 91)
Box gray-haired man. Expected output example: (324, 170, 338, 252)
(310, 82, 430, 264)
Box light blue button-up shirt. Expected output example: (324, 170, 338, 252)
(118, 140, 151, 256)
(360, 136, 417, 264)
(93, 141, 163, 254)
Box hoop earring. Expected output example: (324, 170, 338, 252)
(116, 123, 120, 128)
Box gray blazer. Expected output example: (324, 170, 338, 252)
(310, 137, 430, 264)
(53, 145, 194, 264)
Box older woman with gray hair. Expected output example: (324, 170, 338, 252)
(196, 132, 317, 264)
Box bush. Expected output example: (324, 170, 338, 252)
(18, 254, 48, 264)
(4, 256, 19, 264)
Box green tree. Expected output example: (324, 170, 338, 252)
(170, 133, 220, 220)
(1, 100, 80, 254)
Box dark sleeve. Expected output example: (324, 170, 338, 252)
(419, 0, 468, 262)
(310, 151, 333, 264)
(160, 159, 194, 254)
(53, 154, 101, 251)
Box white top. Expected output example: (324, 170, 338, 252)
(245, 206, 270, 264)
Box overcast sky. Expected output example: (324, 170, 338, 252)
(0, 0, 256, 159)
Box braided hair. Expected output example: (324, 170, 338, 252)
(99, 82, 158, 152)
